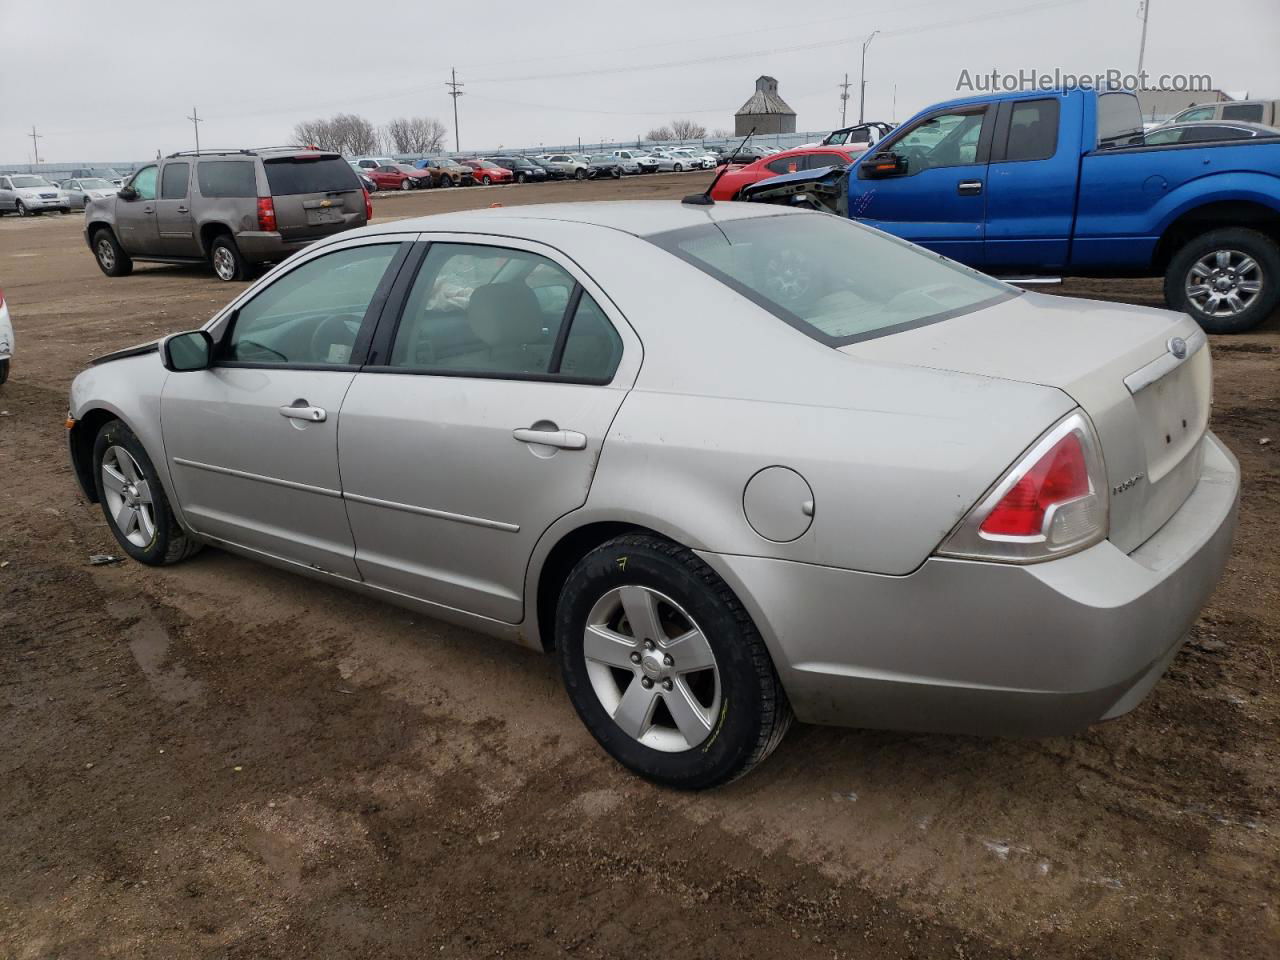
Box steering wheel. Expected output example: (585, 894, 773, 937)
(308, 313, 363, 364)
(759, 248, 821, 311)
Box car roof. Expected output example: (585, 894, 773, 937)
(1155, 120, 1278, 133)
(339, 199, 806, 241)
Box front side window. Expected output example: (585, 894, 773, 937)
(197, 161, 256, 198)
(1222, 103, 1264, 122)
(130, 165, 158, 200)
(223, 244, 400, 365)
(160, 162, 189, 200)
(1173, 105, 1216, 123)
(389, 243, 617, 379)
(1004, 99, 1060, 162)
(650, 214, 1013, 346)
(883, 109, 987, 174)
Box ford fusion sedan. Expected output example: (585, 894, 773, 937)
(0, 174, 70, 216)
(65, 201, 1238, 789)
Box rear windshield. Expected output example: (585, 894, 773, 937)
(648, 214, 1013, 346)
(197, 160, 257, 198)
(263, 156, 359, 196)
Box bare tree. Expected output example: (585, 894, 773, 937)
(384, 116, 448, 154)
(645, 125, 674, 142)
(291, 113, 381, 155)
(710, 127, 732, 138)
(669, 119, 707, 141)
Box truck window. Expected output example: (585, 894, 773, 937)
(1096, 92, 1143, 147)
(1222, 103, 1264, 122)
(1004, 99, 1059, 162)
(888, 108, 987, 174)
(131, 166, 158, 201)
(197, 161, 256, 198)
(160, 162, 189, 200)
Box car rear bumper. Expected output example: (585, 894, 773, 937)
(698, 432, 1240, 737)
(234, 232, 321, 262)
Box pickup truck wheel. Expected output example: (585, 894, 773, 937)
(209, 235, 246, 281)
(92, 228, 133, 277)
(1166, 228, 1280, 334)
(611, 168, 621, 179)
(556, 533, 792, 789)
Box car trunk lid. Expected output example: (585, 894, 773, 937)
(840, 291, 1211, 554)
(263, 154, 366, 241)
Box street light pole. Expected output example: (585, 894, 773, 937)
(859, 30, 879, 124)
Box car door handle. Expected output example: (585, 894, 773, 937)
(143, 204, 155, 213)
(176, 205, 188, 213)
(957, 180, 983, 196)
(513, 427, 587, 450)
(279, 401, 327, 422)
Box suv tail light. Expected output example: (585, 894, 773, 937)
(937, 410, 1108, 563)
(363, 188, 372, 222)
(256, 196, 276, 232)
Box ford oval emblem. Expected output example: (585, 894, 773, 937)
(1168, 336, 1188, 360)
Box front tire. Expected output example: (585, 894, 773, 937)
(92, 228, 133, 277)
(556, 534, 792, 789)
(16, 200, 28, 217)
(482, 174, 492, 185)
(209, 234, 246, 281)
(575, 167, 587, 180)
(1165, 227, 1280, 334)
(400, 178, 413, 191)
(92, 420, 202, 566)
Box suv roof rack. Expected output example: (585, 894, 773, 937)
(163, 145, 321, 160)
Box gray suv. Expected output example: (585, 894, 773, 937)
(86, 148, 371, 281)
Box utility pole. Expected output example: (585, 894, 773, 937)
(1136, 0, 1151, 81)
(187, 106, 202, 154)
(892, 83, 898, 122)
(28, 126, 42, 171)
(859, 30, 879, 123)
(446, 68, 464, 153)
(839, 73, 852, 127)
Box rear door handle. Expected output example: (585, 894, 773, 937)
(279, 401, 327, 422)
(176, 205, 188, 213)
(957, 180, 983, 196)
(513, 427, 587, 450)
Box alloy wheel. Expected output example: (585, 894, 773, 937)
(101, 446, 157, 548)
(1186, 249, 1263, 317)
(16, 201, 27, 217)
(582, 586, 722, 752)
(400, 179, 412, 190)
(212, 246, 237, 281)
(96, 237, 116, 271)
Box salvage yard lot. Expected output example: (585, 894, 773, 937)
(1, 173, 1277, 958)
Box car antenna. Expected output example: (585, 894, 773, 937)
(683, 126, 756, 206)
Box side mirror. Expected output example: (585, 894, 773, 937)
(118, 185, 137, 200)
(161, 330, 214, 372)
(862, 152, 908, 179)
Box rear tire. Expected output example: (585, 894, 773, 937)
(611, 168, 621, 179)
(209, 234, 246, 281)
(92, 420, 202, 566)
(92, 227, 133, 277)
(556, 533, 792, 789)
(1165, 227, 1280, 334)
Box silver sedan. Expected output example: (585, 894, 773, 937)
(66, 201, 1239, 788)
(60, 177, 118, 210)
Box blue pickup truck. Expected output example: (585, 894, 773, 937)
(744, 88, 1280, 333)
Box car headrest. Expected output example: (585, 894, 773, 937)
(466, 282, 544, 347)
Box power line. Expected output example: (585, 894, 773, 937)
(186, 106, 202, 154)
(1136, 0, 1151, 78)
(28, 126, 42, 170)
(839, 74, 852, 127)
(859, 31, 879, 124)
(446, 68, 464, 153)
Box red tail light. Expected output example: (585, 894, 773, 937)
(980, 433, 1091, 536)
(363, 189, 373, 222)
(937, 411, 1108, 563)
(256, 196, 276, 232)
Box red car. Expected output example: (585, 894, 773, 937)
(369, 164, 433, 191)
(460, 159, 514, 185)
(710, 147, 860, 201)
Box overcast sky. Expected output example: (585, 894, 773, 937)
(1, 0, 1275, 164)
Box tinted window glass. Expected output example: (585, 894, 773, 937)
(197, 160, 256, 198)
(160, 162, 189, 200)
(1096, 92, 1143, 145)
(886, 109, 986, 173)
(765, 156, 800, 174)
(559, 292, 622, 381)
(264, 156, 359, 195)
(389, 244, 577, 376)
(224, 244, 399, 365)
(1222, 103, 1264, 122)
(1144, 128, 1183, 145)
(131, 166, 158, 200)
(650, 215, 1012, 346)
(1174, 106, 1216, 123)
(1005, 99, 1059, 161)
(806, 152, 848, 168)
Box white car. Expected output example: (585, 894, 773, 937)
(60, 177, 118, 210)
(0, 287, 13, 384)
(612, 150, 658, 174)
(667, 148, 715, 170)
(0, 174, 70, 216)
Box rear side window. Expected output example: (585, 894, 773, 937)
(1004, 99, 1059, 161)
(1222, 103, 1264, 122)
(160, 162, 189, 200)
(197, 161, 256, 198)
(1096, 92, 1143, 146)
(806, 152, 849, 168)
(264, 157, 360, 196)
(765, 156, 801, 174)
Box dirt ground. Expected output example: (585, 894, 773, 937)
(1, 173, 1277, 959)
